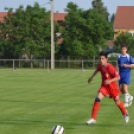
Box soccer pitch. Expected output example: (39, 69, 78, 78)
(0, 69, 134, 134)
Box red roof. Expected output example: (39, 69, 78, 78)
(114, 6, 134, 29)
(54, 12, 67, 21)
(0, 12, 8, 22)
(0, 12, 67, 22)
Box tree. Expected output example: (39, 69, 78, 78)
(0, 2, 59, 61)
(58, 2, 98, 59)
(87, 9, 113, 45)
(114, 32, 134, 56)
(57, 2, 113, 59)
(109, 13, 115, 25)
(92, 0, 109, 21)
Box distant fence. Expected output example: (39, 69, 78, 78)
(0, 59, 117, 70)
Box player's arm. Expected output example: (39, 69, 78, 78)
(124, 64, 134, 68)
(88, 68, 99, 83)
(105, 75, 120, 85)
(108, 75, 120, 82)
(124, 56, 134, 68)
(105, 66, 120, 85)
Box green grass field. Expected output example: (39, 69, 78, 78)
(0, 69, 134, 134)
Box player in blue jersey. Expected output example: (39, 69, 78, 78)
(117, 45, 134, 107)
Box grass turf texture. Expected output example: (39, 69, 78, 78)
(0, 69, 133, 134)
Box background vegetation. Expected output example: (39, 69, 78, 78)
(0, 0, 115, 60)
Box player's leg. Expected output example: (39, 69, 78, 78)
(120, 84, 129, 106)
(86, 92, 105, 124)
(119, 84, 125, 94)
(121, 83, 133, 107)
(119, 72, 133, 107)
(114, 97, 129, 123)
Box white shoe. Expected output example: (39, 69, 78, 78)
(128, 96, 133, 106)
(124, 103, 129, 107)
(124, 114, 129, 123)
(124, 96, 133, 107)
(86, 118, 96, 124)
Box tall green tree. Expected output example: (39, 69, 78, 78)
(87, 9, 113, 45)
(114, 32, 134, 56)
(109, 13, 115, 25)
(58, 2, 113, 59)
(59, 2, 98, 59)
(92, 0, 109, 21)
(0, 2, 59, 60)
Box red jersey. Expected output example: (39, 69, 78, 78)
(97, 63, 119, 85)
(97, 63, 120, 98)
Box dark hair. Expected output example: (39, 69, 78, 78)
(99, 51, 108, 58)
(121, 44, 127, 48)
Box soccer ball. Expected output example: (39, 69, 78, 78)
(51, 125, 64, 134)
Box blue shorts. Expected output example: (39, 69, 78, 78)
(119, 71, 131, 85)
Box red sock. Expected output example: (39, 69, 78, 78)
(91, 101, 100, 120)
(117, 101, 128, 115)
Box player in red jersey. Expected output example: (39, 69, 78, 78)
(86, 51, 129, 124)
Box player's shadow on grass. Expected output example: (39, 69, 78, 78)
(0, 120, 132, 129)
(0, 120, 46, 127)
(0, 99, 54, 103)
(42, 120, 132, 128)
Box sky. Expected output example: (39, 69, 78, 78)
(0, 0, 134, 15)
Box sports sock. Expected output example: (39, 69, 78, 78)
(117, 101, 128, 115)
(124, 94, 130, 103)
(91, 101, 100, 120)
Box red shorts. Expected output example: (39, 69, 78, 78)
(98, 84, 120, 100)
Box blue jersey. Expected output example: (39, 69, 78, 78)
(118, 54, 134, 72)
(117, 54, 134, 85)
